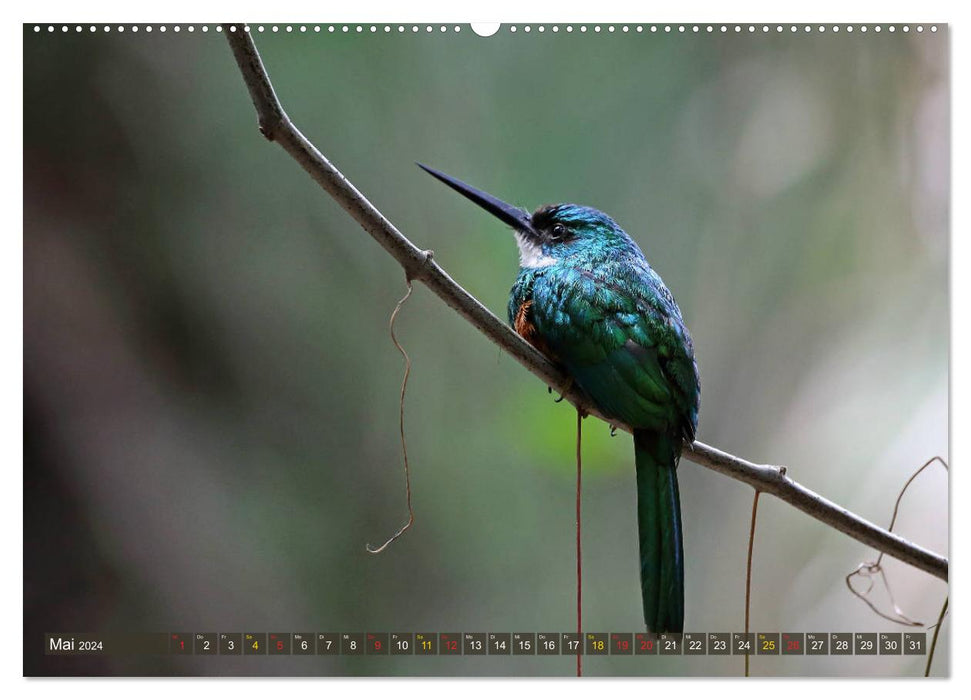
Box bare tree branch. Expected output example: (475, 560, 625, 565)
(224, 26, 948, 584)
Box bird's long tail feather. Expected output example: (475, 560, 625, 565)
(634, 429, 684, 633)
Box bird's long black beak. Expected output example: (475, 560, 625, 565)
(417, 163, 538, 238)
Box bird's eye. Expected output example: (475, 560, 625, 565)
(550, 224, 568, 239)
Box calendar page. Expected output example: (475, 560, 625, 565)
(23, 16, 949, 680)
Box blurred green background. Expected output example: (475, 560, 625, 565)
(24, 24, 948, 676)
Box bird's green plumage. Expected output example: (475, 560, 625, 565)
(507, 205, 698, 633)
(419, 167, 699, 633)
(510, 252, 698, 435)
(634, 429, 684, 632)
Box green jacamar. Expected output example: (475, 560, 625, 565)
(419, 164, 700, 633)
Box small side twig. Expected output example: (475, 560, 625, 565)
(744, 490, 761, 678)
(925, 597, 947, 677)
(575, 409, 583, 678)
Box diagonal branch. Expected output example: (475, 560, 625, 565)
(224, 26, 948, 584)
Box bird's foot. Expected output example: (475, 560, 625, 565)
(609, 425, 618, 437)
(552, 377, 574, 403)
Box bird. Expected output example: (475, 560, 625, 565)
(419, 163, 700, 633)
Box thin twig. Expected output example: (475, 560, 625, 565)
(925, 597, 947, 677)
(366, 281, 415, 554)
(846, 564, 922, 626)
(744, 491, 760, 678)
(224, 26, 948, 584)
(576, 409, 583, 678)
(879, 457, 948, 568)
(846, 456, 949, 626)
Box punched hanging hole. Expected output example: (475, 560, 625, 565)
(471, 23, 500, 37)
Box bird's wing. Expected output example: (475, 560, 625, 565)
(530, 261, 699, 438)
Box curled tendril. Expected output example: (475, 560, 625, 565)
(845, 456, 948, 626)
(366, 281, 415, 554)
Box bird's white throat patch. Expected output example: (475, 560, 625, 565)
(514, 232, 558, 268)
